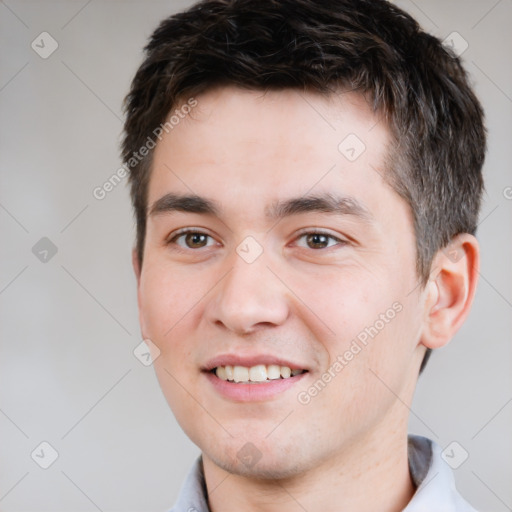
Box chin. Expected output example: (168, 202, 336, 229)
(206, 441, 308, 481)
(218, 455, 304, 480)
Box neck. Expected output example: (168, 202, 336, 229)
(202, 407, 416, 512)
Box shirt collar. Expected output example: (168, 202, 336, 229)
(171, 434, 477, 512)
(404, 435, 477, 512)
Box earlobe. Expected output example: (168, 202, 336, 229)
(420, 234, 480, 350)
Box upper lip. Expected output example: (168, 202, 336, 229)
(202, 354, 309, 372)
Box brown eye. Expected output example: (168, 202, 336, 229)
(306, 233, 330, 249)
(168, 230, 216, 250)
(295, 231, 345, 250)
(183, 232, 209, 248)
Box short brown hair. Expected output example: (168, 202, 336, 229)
(122, 0, 486, 373)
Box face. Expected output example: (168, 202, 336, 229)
(136, 86, 428, 478)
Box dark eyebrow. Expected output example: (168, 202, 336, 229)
(149, 192, 373, 223)
(149, 193, 221, 217)
(265, 193, 373, 223)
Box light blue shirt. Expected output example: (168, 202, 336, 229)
(170, 435, 477, 512)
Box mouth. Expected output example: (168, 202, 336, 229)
(201, 354, 310, 401)
(203, 363, 309, 402)
(209, 364, 308, 384)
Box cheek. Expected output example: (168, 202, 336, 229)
(138, 263, 202, 348)
(288, 263, 397, 343)
(139, 265, 206, 431)
(294, 266, 421, 412)
(300, 311, 419, 440)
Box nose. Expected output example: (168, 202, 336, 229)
(205, 246, 290, 335)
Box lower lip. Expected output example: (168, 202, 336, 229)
(203, 371, 308, 402)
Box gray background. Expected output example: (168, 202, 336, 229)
(0, 1, 511, 510)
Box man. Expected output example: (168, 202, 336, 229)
(121, 0, 486, 510)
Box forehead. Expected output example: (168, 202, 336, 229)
(148, 86, 394, 221)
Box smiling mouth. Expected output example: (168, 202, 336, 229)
(210, 364, 308, 384)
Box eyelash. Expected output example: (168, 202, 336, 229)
(166, 228, 347, 252)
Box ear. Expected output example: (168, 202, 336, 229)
(132, 247, 141, 287)
(420, 233, 480, 350)
(132, 248, 147, 338)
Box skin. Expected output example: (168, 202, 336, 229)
(133, 86, 479, 512)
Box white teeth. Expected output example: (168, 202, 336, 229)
(267, 364, 281, 380)
(249, 364, 267, 382)
(280, 366, 291, 379)
(215, 366, 228, 380)
(213, 364, 306, 383)
(233, 366, 249, 383)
